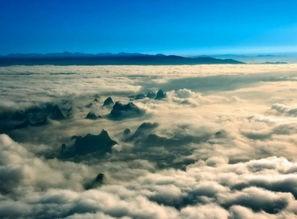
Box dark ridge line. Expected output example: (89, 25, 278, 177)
(0, 53, 244, 66)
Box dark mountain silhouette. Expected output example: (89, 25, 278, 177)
(60, 130, 117, 159)
(103, 97, 114, 107)
(109, 101, 144, 119)
(0, 101, 72, 133)
(0, 53, 243, 66)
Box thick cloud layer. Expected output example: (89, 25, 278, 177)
(1, 64, 297, 218)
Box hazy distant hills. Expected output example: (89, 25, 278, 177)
(213, 53, 297, 64)
(0, 53, 243, 66)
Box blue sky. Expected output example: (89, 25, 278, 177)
(1, 0, 297, 55)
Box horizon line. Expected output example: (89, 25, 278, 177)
(2, 49, 297, 57)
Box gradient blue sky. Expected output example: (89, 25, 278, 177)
(1, 0, 297, 55)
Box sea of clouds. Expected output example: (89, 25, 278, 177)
(1, 64, 297, 218)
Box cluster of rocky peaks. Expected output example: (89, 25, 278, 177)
(130, 89, 166, 100)
(57, 122, 157, 162)
(0, 89, 167, 134)
(85, 89, 166, 120)
(57, 120, 224, 169)
(55, 119, 226, 185)
(84, 97, 144, 121)
(0, 101, 72, 133)
(56, 89, 166, 162)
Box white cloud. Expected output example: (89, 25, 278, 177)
(1, 64, 297, 218)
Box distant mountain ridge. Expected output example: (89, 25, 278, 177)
(213, 53, 297, 64)
(0, 53, 243, 66)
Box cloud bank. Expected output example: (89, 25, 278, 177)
(1, 64, 297, 218)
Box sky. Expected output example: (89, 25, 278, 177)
(1, 0, 297, 55)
